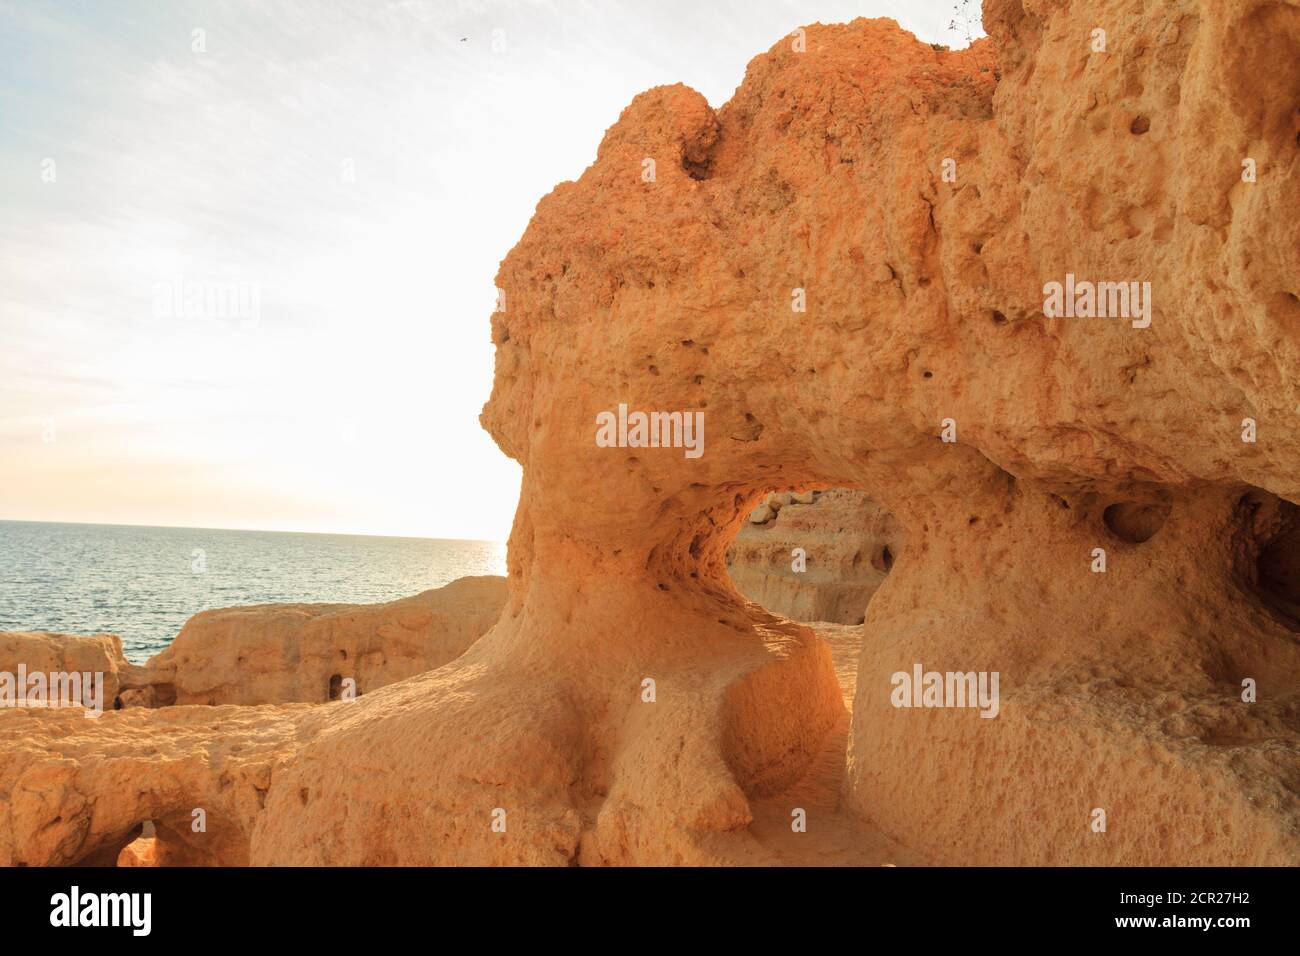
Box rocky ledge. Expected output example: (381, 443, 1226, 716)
(3, 0, 1299, 866)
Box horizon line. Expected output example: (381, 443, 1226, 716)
(0, 517, 505, 545)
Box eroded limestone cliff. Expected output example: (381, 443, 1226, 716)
(2, 0, 1298, 866)
(0, 632, 161, 710)
(136, 574, 507, 706)
(0, 576, 506, 710)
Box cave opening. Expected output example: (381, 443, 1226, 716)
(1244, 493, 1300, 631)
(719, 485, 912, 864)
(724, 487, 903, 625)
(114, 820, 156, 867)
(1102, 499, 1171, 544)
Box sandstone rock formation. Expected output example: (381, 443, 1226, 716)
(0, 632, 161, 709)
(3, 0, 1299, 867)
(0, 579, 508, 865)
(0, 701, 310, 865)
(727, 489, 904, 623)
(1, 576, 507, 710)
(473, 0, 1300, 865)
(139, 575, 508, 706)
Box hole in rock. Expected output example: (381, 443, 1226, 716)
(115, 821, 156, 867)
(1259, 509, 1300, 608)
(682, 155, 713, 180)
(1265, 290, 1300, 328)
(328, 673, 344, 701)
(1238, 492, 1300, 631)
(725, 488, 903, 625)
(1102, 500, 1170, 543)
(1130, 115, 1151, 134)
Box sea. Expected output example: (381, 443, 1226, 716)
(0, 521, 507, 664)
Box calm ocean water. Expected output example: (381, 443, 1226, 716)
(0, 521, 506, 664)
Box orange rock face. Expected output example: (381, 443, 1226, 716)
(0, 632, 161, 710)
(142, 575, 507, 706)
(0, 578, 508, 866)
(479, 0, 1300, 865)
(3, 2, 1299, 866)
(1, 577, 506, 712)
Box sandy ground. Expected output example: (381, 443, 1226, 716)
(748, 624, 919, 866)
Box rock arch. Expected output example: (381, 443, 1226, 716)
(4, 1, 1299, 866)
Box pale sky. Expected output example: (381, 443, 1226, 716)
(0, 0, 980, 541)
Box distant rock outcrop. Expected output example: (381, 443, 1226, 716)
(137, 574, 508, 706)
(0, 632, 163, 710)
(727, 489, 904, 624)
(0, 576, 508, 711)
